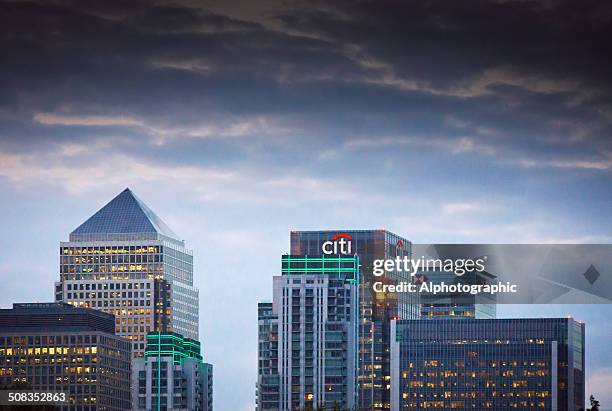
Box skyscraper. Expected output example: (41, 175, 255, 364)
(55, 188, 199, 356)
(390, 318, 585, 411)
(290, 230, 420, 410)
(0, 302, 132, 410)
(257, 254, 360, 410)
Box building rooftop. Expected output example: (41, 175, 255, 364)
(144, 332, 203, 363)
(70, 188, 180, 242)
(0, 302, 116, 334)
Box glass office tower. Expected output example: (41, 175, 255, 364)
(0, 302, 132, 411)
(290, 230, 420, 410)
(419, 270, 497, 319)
(55, 188, 199, 356)
(390, 318, 585, 411)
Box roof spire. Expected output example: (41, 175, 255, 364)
(70, 189, 180, 241)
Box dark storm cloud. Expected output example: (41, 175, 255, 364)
(280, 1, 612, 149)
(0, 1, 357, 138)
(0, 0, 611, 171)
(122, 6, 262, 33)
(281, 0, 612, 88)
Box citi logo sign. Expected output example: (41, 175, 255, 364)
(322, 233, 353, 255)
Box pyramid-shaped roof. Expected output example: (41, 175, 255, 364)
(70, 188, 180, 241)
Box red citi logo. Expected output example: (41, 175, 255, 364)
(322, 233, 353, 255)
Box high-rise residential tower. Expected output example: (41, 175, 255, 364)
(257, 254, 360, 410)
(55, 188, 199, 356)
(290, 230, 420, 410)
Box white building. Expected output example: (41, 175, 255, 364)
(132, 332, 213, 411)
(258, 254, 359, 410)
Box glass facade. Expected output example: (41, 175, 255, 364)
(290, 230, 420, 410)
(391, 318, 585, 411)
(55, 189, 199, 356)
(0, 303, 132, 411)
(143, 332, 203, 363)
(69, 187, 180, 242)
(419, 270, 497, 319)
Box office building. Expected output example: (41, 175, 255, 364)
(419, 270, 497, 319)
(132, 331, 213, 411)
(55, 188, 199, 356)
(390, 318, 585, 411)
(0, 302, 132, 411)
(290, 230, 420, 410)
(257, 254, 360, 410)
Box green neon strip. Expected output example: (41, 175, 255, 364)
(281, 257, 356, 262)
(145, 350, 188, 357)
(147, 333, 185, 342)
(157, 330, 161, 411)
(354, 255, 360, 404)
(150, 351, 188, 357)
(281, 268, 356, 272)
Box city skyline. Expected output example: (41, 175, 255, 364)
(1, 188, 611, 410)
(1, 1, 612, 410)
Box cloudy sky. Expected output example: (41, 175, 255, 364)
(1, 0, 612, 409)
